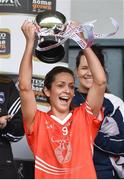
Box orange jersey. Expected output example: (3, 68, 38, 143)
(24, 102, 101, 179)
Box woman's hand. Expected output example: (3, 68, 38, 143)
(21, 20, 39, 42)
(0, 115, 12, 129)
(70, 21, 85, 40)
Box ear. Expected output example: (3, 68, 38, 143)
(43, 87, 50, 98)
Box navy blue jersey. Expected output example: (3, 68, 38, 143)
(0, 76, 24, 178)
(0, 77, 24, 141)
(72, 88, 124, 178)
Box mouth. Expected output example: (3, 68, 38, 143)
(59, 96, 69, 104)
(84, 77, 93, 82)
(84, 76, 93, 80)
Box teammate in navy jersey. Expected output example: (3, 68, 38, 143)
(0, 75, 24, 179)
(72, 45, 124, 179)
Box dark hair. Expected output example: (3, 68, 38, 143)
(43, 66, 75, 104)
(76, 44, 110, 92)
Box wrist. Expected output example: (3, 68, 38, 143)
(26, 38, 35, 46)
(25, 41, 34, 51)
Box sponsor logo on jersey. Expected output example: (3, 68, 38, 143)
(0, 92, 5, 104)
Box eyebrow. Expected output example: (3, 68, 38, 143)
(79, 65, 88, 68)
(56, 81, 74, 84)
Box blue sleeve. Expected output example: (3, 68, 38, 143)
(94, 95, 124, 155)
(94, 131, 124, 155)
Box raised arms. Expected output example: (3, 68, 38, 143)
(83, 47, 107, 116)
(19, 21, 38, 131)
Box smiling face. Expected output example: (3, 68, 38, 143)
(44, 72, 74, 116)
(76, 55, 93, 93)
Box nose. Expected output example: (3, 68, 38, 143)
(64, 85, 70, 93)
(87, 69, 92, 76)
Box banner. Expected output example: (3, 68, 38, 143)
(0, 28, 10, 58)
(0, 0, 56, 14)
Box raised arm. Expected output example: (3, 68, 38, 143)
(83, 47, 107, 116)
(72, 20, 107, 116)
(19, 21, 37, 131)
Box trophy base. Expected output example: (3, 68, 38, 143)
(35, 40, 65, 63)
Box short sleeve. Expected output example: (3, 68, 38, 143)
(23, 110, 43, 153)
(82, 102, 103, 141)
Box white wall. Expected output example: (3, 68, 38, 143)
(71, 0, 123, 39)
(56, 0, 71, 20)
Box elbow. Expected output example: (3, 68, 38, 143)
(18, 79, 32, 92)
(98, 75, 107, 86)
(95, 77, 107, 91)
(100, 80, 107, 92)
(100, 78, 107, 88)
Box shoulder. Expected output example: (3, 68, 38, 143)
(73, 101, 93, 115)
(34, 109, 46, 118)
(104, 93, 123, 104)
(33, 110, 51, 124)
(103, 93, 124, 118)
(104, 93, 124, 112)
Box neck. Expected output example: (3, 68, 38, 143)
(78, 85, 88, 94)
(49, 108, 70, 121)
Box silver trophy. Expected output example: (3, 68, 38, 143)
(35, 10, 67, 63)
(35, 10, 119, 64)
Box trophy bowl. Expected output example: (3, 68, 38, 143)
(35, 10, 66, 63)
(36, 10, 66, 31)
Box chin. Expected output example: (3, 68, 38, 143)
(59, 106, 69, 113)
(85, 82, 92, 88)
